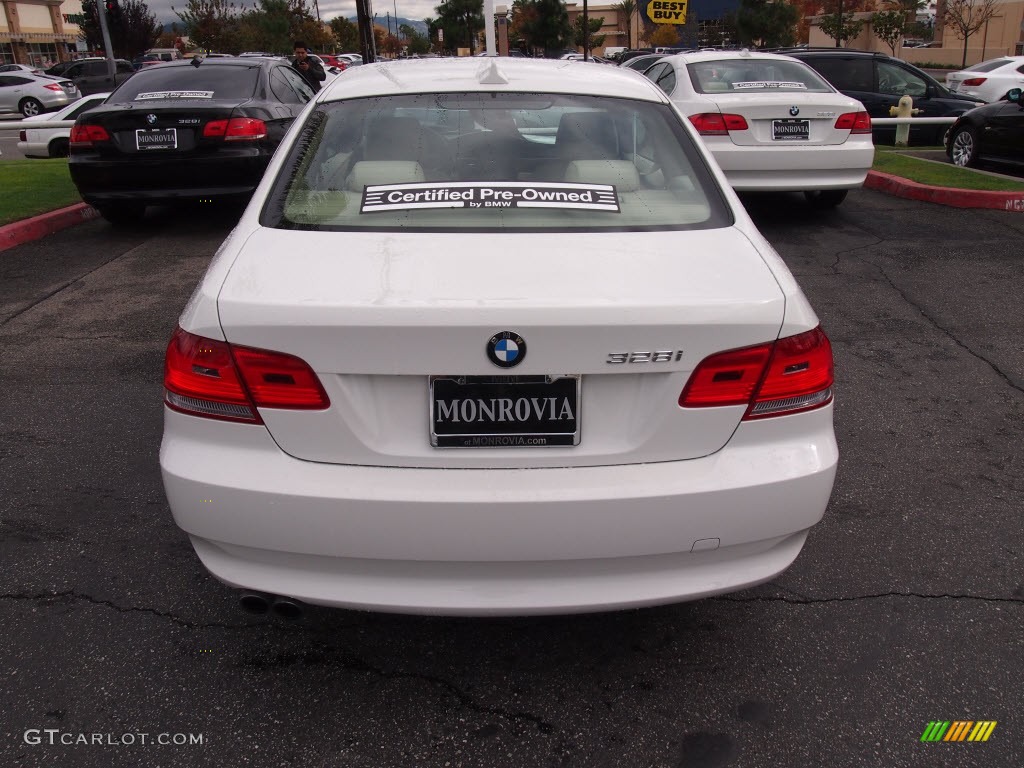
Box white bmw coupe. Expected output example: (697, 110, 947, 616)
(160, 57, 838, 616)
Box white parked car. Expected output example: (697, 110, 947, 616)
(642, 50, 873, 207)
(0, 71, 79, 117)
(17, 92, 109, 158)
(160, 57, 838, 617)
(946, 56, 1024, 103)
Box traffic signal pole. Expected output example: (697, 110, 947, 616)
(354, 0, 376, 62)
(97, 0, 116, 77)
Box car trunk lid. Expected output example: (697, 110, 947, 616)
(707, 92, 859, 146)
(214, 227, 786, 468)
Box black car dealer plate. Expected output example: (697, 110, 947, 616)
(135, 127, 177, 151)
(772, 119, 810, 141)
(430, 375, 580, 447)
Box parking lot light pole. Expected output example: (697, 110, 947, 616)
(98, 1, 115, 78)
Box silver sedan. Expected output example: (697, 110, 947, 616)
(0, 71, 80, 117)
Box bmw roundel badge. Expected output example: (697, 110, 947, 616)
(146, 113, 158, 125)
(487, 331, 526, 368)
(789, 106, 800, 117)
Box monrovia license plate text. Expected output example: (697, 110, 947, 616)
(136, 128, 177, 151)
(772, 119, 809, 141)
(430, 376, 580, 447)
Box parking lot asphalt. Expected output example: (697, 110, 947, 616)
(1, 193, 1022, 767)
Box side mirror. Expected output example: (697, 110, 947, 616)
(1006, 87, 1022, 104)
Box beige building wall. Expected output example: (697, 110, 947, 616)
(810, 0, 1024, 66)
(565, 3, 635, 55)
(1, 0, 81, 64)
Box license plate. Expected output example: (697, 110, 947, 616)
(773, 119, 810, 141)
(430, 375, 580, 447)
(135, 127, 176, 151)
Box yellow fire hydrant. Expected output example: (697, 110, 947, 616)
(889, 95, 922, 147)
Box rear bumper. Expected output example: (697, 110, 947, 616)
(69, 150, 269, 203)
(708, 140, 873, 191)
(161, 404, 838, 615)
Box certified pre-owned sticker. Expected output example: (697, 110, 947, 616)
(134, 91, 215, 100)
(732, 81, 807, 90)
(360, 182, 620, 214)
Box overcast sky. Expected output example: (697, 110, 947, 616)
(150, 0, 435, 26)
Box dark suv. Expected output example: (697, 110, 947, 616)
(782, 49, 984, 145)
(45, 58, 135, 95)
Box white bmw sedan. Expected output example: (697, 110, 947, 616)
(642, 50, 873, 207)
(160, 57, 838, 616)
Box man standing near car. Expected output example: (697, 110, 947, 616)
(291, 41, 325, 93)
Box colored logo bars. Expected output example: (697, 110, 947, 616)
(920, 721, 997, 742)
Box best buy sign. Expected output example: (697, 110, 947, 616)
(646, 0, 687, 24)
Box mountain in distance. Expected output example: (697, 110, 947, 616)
(350, 16, 428, 37)
(158, 17, 429, 37)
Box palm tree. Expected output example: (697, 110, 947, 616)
(612, 0, 636, 48)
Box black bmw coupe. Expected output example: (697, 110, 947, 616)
(69, 57, 317, 225)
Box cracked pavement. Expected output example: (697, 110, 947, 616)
(1, 193, 1022, 767)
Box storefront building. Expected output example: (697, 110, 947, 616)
(1, 0, 82, 66)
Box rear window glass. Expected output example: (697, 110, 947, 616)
(112, 65, 260, 101)
(688, 58, 833, 94)
(262, 92, 731, 233)
(965, 58, 1012, 72)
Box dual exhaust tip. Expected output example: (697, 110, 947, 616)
(239, 592, 304, 620)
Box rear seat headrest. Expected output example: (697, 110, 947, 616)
(564, 160, 640, 192)
(346, 161, 426, 191)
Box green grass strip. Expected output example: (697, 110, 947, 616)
(0, 158, 82, 227)
(872, 149, 1024, 192)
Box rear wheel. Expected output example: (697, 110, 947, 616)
(48, 138, 69, 158)
(96, 203, 146, 227)
(950, 127, 978, 168)
(803, 189, 848, 209)
(19, 98, 43, 118)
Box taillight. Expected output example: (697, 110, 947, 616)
(202, 117, 267, 141)
(163, 327, 329, 423)
(961, 77, 987, 87)
(688, 112, 749, 135)
(69, 124, 110, 147)
(43, 83, 63, 92)
(834, 111, 871, 134)
(680, 327, 834, 420)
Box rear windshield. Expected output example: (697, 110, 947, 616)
(111, 65, 260, 102)
(965, 58, 1012, 73)
(688, 58, 833, 94)
(262, 92, 731, 232)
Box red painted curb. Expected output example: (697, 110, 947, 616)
(0, 202, 101, 253)
(865, 171, 1024, 212)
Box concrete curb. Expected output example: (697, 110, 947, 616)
(865, 171, 1024, 212)
(0, 203, 100, 253)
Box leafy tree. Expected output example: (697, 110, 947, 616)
(943, 0, 999, 67)
(735, 0, 797, 47)
(818, 1, 864, 47)
(871, 7, 906, 55)
(80, 0, 160, 57)
(433, 0, 485, 54)
(330, 16, 359, 51)
(173, 0, 240, 52)
(573, 15, 605, 49)
(399, 23, 432, 54)
(611, 0, 635, 48)
(648, 24, 679, 47)
(515, 0, 571, 56)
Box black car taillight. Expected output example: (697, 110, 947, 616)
(69, 124, 111, 147)
(202, 118, 267, 141)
